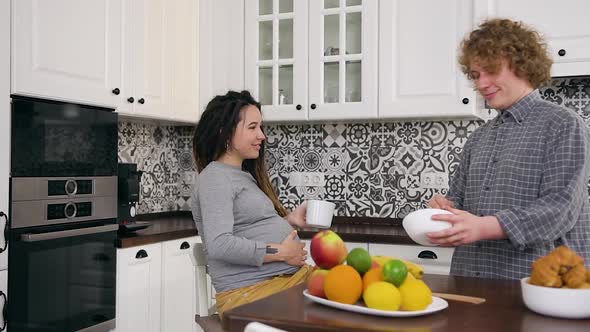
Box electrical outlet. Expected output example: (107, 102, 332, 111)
(289, 172, 325, 187)
(434, 172, 448, 188)
(289, 172, 304, 186)
(421, 173, 435, 187)
(421, 172, 448, 189)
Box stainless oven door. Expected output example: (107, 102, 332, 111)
(8, 222, 117, 332)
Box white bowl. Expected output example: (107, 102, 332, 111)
(521, 277, 590, 319)
(402, 208, 452, 246)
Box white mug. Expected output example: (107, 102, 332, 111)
(306, 200, 336, 228)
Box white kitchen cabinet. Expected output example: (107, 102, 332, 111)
(11, 0, 122, 108)
(368, 243, 455, 275)
(119, 0, 171, 119)
(161, 236, 201, 332)
(245, 0, 378, 122)
(119, 0, 200, 124)
(199, 0, 245, 115)
(115, 243, 162, 332)
(0, 270, 6, 331)
(116, 237, 210, 332)
(379, 0, 487, 120)
(169, 0, 200, 123)
(11, 0, 199, 124)
(475, 0, 590, 77)
(1, 0, 10, 272)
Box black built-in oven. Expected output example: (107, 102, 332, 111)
(9, 96, 119, 332)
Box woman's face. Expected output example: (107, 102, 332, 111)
(229, 105, 266, 160)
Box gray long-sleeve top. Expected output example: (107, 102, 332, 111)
(191, 161, 299, 292)
(447, 90, 590, 279)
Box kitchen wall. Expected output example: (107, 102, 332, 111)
(121, 76, 590, 217)
(118, 121, 195, 214)
(265, 76, 590, 218)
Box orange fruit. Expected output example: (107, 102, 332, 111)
(362, 267, 383, 291)
(324, 265, 363, 304)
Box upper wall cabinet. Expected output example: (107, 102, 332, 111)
(475, 0, 590, 77)
(11, 0, 199, 124)
(245, 0, 378, 122)
(1, 0, 10, 272)
(11, 0, 122, 108)
(379, 0, 487, 120)
(119, 0, 199, 123)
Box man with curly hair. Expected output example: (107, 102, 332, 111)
(426, 18, 590, 279)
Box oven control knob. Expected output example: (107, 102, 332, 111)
(65, 179, 78, 196)
(64, 202, 77, 218)
(130, 205, 136, 218)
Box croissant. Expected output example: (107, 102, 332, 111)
(551, 246, 584, 271)
(530, 255, 562, 287)
(563, 264, 587, 288)
(529, 246, 587, 288)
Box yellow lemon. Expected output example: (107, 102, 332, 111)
(363, 281, 401, 311)
(398, 278, 432, 311)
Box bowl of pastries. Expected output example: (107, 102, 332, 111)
(521, 246, 590, 319)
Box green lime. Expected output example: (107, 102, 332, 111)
(382, 259, 408, 287)
(346, 248, 372, 275)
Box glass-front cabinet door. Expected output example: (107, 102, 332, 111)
(245, 0, 308, 122)
(308, 0, 377, 120)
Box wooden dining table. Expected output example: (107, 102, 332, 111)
(222, 274, 589, 332)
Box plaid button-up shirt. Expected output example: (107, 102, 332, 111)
(447, 90, 590, 279)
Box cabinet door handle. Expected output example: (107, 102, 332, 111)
(180, 241, 190, 250)
(112, 88, 120, 95)
(296, 104, 302, 110)
(127, 97, 135, 103)
(138, 98, 145, 104)
(310, 103, 317, 110)
(135, 249, 148, 259)
(558, 49, 566, 56)
(0, 290, 6, 331)
(418, 250, 438, 259)
(462, 98, 470, 105)
(0, 212, 9, 253)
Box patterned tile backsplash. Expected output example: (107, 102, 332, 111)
(119, 77, 590, 217)
(118, 121, 195, 214)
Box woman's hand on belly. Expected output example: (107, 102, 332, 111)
(264, 230, 307, 266)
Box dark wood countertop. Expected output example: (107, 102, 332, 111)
(116, 213, 197, 248)
(222, 274, 590, 331)
(297, 217, 415, 245)
(116, 213, 416, 248)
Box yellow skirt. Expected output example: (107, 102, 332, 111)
(216, 265, 313, 318)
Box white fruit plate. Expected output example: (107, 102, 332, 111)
(303, 290, 448, 317)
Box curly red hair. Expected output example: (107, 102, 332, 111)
(458, 18, 552, 88)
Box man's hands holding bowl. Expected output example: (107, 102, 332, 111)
(426, 195, 507, 247)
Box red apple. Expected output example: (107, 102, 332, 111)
(307, 269, 329, 298)
(310, 230, 348, 269)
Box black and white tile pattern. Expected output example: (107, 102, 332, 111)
(118, 121, 195, 214)
(265, 77, 590, 218)
(119, 77, 590, 217)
